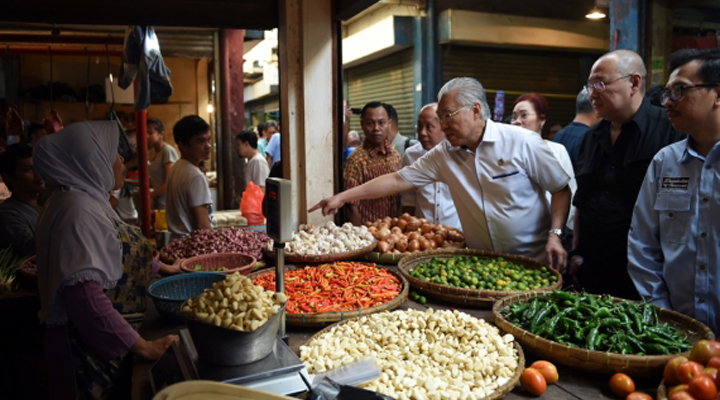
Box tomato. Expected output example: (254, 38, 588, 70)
(705, 368, 719, 381)
(530, 361, 559, 384)
(691, 341, 720, 366)
(666, 357, 691, 385)
(669, 384, 691, 396)
(626, 392, 653, 400)
(521, 368, 547, 396)
(679, 362, 707, 384)
(609, 373, 635, 398)
(689, 375, 718, 400)
(708, 357, 720, 370)
(669, 391, 698, 400)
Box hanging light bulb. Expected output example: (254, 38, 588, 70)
(207, 103, 215, 113)
(586, 9, 606, 19)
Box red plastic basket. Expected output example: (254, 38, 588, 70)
(180, 253, 256, 275)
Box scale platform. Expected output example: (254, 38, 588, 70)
(149, 329, 309, 396)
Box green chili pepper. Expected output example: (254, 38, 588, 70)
(524, 299, 540, 322)
(645, 343, 670, 355)
(553, 290, 578, 302)
(586, 326, 600, 350)
(626, 335, 646, 353)
(593, 307, 612, 319)
(545, 308, 573, 336)
(531, 304, 553, 332)
(598, 318, 622, 328)
(642, 304, 654, 324)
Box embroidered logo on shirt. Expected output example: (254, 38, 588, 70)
(498, 158, 505, 165)
(661, 177, 690, 190)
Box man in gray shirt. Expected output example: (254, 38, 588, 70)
(165, 116, 213, 240)
(0, 144, 44, 257)
(147, 118, 179, 209)
(236, 131, 270, 193)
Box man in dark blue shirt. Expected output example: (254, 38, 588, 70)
(552, 88, 600, 171)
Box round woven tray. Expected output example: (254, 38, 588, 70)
(362, 241, 466, 265)
(262, 240, 377, 264)
(305, 316, 525, 400)
(493, 291, 716, 376)
(248, 264, 408, 327)
(18, 255, 37, 282)
(397, 248, 562, 308)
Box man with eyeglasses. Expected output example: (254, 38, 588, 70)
(311, 78, 572, 267)
(570, 50, 685, 299)
(627, 49, 720, 334)
(342, 101, 402, 225)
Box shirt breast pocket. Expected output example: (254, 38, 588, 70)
(654, 192, 692, 244)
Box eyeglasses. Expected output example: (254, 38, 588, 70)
(585, 74, 633, 94)
(661, 83, 720, 104)
(511, 112, 536, 122)
(438, 106, 469, 124)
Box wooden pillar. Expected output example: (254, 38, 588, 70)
(648, 0, 673, 86)
(279, 0, 337, 227)
(219, 29, 245, 211)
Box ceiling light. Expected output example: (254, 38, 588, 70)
(586, 9, 606, 19)
(206, 104, 215, 113)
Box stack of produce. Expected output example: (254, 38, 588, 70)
(365, 214, 464, 254)
(163, 227, 269, 261)
(0, 246, 22, 294)
(265, 222, 375, 255)
(300, 309, 519, 400)
(411, 256, 557, 291)
(182, 272, 286, 331)
(253, 262, 401, 314)
(501, 290, 692, 355)
(661, 340, 720, 400)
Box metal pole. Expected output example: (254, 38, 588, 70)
(135, 109, 152, 237)
(274, 241, 286, 339)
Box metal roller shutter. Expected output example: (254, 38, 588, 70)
(442, 46, 590, 126)
(156, 30, 215, 59)
(346, 48, 415, 137)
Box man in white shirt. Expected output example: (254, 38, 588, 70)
(401, 103, 461, 229)
(310, 77, 571, 267)
(236, 130, 270, 193)
(166, 115, 213, 240)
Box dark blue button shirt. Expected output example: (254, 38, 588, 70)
(552, 121, 590, 171)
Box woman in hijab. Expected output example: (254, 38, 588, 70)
(34, 121, 178, 399)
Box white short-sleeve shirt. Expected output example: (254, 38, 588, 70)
(401, 143, 461, 229)
(544, 140, 576, 231)
(166, 159, 213, 240)
(397, 120, 571, 262)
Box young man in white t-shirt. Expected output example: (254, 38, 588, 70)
(165, 115, 213, 240)
(236, 130, 270, 193)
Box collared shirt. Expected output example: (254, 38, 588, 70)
(545, 141, 577, 231)
(344, 139, 402, 223)
(391, 132, 419, 159)
(551, 121, 591, 171)
(573, 100, 684, 274)
(398, 120, 570, 262)
(266, 133, 281, 166)
(628, 138, 720, 334)
(401, 143, 461, 229)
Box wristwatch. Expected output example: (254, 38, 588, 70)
(548, 229, 563, 237)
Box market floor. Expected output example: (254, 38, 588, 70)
(132, 266, 664, 400)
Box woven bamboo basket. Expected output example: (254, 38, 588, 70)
(362, 241, 466, 265)
(248, 264, 408, 327)
(493, 291, 715, 376)
(262, 240, 377, 264)
(304, 316, 525, 400)
(397, 248, 562, 308)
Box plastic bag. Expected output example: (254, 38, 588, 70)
(240, 182, 265, 225)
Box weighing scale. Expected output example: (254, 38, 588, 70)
(149, 178, 310, 396)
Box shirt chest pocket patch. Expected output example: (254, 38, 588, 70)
(654, 192, 692, 244)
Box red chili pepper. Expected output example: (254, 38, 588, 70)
(253, 262, 401, 314)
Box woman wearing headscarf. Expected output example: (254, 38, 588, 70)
(34, 121, 178, 399)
